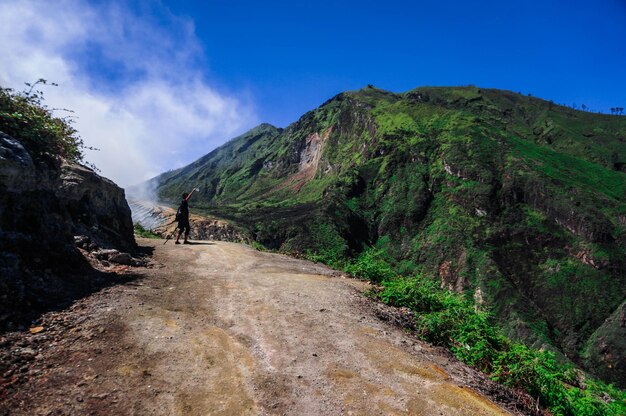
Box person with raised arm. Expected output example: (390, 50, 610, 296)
(175, 188, 198, 245)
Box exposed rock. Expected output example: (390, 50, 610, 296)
(191, 218, 249, 243)
(269, 127, 333, 194)
(572, 249, 609, 269)
(443, 159, 468, 180)
(0, 131, 136, 331)
(473, 287, 485, 310)
(474, 208, 487, 217)
(0, 133, 33, 168)
(94, 249, 120, 260)
(582, 300, 626, 388)
(73, 235, 91, 250)
(439, 251, 469, 293)
(89, 248, 146, 267)
(372, 303, 416, 331)
(57, 162, 134, 251)
(108, 252, 132, 265)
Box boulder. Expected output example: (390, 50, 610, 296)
(94, 249, 119, 260)
(108, 252, 133, 265)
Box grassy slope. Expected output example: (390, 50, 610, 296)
(152, 86, 626, 391)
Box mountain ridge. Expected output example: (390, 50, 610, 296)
(147, 85, 626, 388)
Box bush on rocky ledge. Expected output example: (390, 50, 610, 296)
(0, 80, 89, 165)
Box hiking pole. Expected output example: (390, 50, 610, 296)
(163, 224, 179, 245)
(162, 217, 178, 245)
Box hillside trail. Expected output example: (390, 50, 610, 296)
(3, 239, 516, 415)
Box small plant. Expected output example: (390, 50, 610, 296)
(250, 240, 267, 251)
(133, 223, 160, 239)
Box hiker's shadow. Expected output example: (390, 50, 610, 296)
(185, 242, 214, 246)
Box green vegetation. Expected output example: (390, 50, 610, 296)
(0, 80, 89, 164)
(304, 221, 348, 267)
(377, 275, 625, 416)
(507, 136, 626, 201)
(337, 247, 626, 414)
(133, 223, 160, 239)
(345, 247, 396, 282)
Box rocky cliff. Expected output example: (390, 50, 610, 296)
(148, 86, 626, 387)
(0, 131, 135, 331)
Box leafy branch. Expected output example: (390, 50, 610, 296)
(0, 79, 98, 170)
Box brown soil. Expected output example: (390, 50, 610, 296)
(0, 239, 525, 415)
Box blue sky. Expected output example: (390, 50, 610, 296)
(161, 0, 626, 126)
(1, 0, 625, 186)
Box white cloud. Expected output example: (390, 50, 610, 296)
(0, 0, 257, 188)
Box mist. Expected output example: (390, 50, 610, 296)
(0, 0, 258, 189)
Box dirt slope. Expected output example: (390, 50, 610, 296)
(1, 239, 516, 415)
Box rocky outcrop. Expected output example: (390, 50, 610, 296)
(57, 164, 134, 250)
(0, 131, 135, 331)
(0, 132, 134, 250)
(190, 218, 249, 243)
(583, 301, 626, 388)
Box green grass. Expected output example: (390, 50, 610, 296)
(507, 135, 626, 201)
(133, 223, 160, 239)
(303, 220, 348, 267)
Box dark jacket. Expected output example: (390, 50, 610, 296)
(177, 199, 189, 224)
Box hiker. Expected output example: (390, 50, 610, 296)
(175, 192, 194, 244)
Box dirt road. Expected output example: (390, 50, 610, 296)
(2, 239, 515, 415)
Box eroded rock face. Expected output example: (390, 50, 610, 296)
(0, 131, 135, 331)
(583, 301, 626, 388)
(57, 163, 134, 250)
(1, 133, 134, 250)
(190, 218, 249, 243)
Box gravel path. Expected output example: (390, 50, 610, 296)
(1, 239, 514, 415)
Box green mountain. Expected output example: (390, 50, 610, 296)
(150, 86, 626, 387)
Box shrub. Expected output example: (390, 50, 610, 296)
(377, 276, 626, 415)
(305, 221, 348, 267)
(378, 274, 441, 310)
(345, 247, 396, 282)
(0, 79, 89, 164)
(380, 276, 504, 370)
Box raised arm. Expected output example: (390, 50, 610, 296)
(185, 187, 199, 201)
